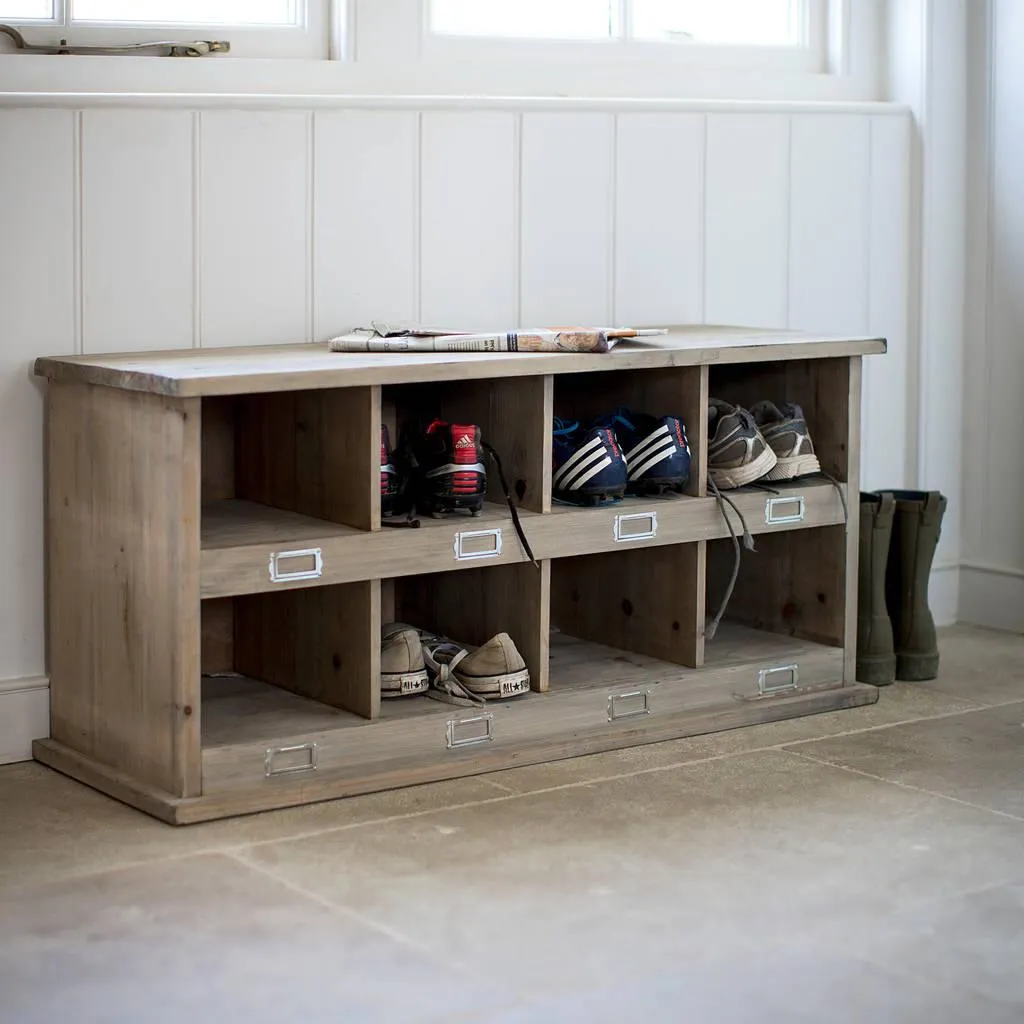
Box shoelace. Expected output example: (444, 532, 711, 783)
(420, 635, 489, 706)
(706, 476, 755, 641)
(482, 441, 538, 568)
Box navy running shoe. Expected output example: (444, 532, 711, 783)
(596, 409, 691, 495)
(380, 424, 401, 518)
(552, 418, 628, 505)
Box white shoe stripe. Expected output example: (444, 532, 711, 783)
(553, 435, 604, 485)
(628, 439, 677, 480)
(561, 448, 612, 490)
(566, 455, 613, 490)
(624, 424, 670, 463)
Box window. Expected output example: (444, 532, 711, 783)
(0, 0, 326, 57)
(429, 0, 815, 53)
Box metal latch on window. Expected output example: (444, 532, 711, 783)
(0, 24, 229, 56)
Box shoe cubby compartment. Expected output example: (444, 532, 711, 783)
(552, 365, 708, 498)
(707, 356, 853, 482)
(705, 524, 850, 700)
(35, 332, 882, 823)
(381, 374, 551, 519)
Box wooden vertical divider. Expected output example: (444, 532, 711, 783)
(841, 356, 862, 682)
(234, 579, 381, 720)
(46, 382, 202, 798)
(395, 560, 550, 692)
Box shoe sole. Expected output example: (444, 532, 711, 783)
(627, 476, 688, 497)
(457, 668, 531, 700)
(708, 446, 778, 490)
(856, 654, 896, 686)
(381, 669, 430, 697)
(763, 453, 821, 481)
(420, 494, 486, 517)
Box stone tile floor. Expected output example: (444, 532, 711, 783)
(1, 624, 1022, 1023)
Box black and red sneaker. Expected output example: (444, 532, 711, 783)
(398, 419, 487, 517)
(380, 425, 401, 518)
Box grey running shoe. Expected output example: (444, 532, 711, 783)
(380, 622, 429, 697)
(750, 400, 821, 481)
(707, 398, 777, 489)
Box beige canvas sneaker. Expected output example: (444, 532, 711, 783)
(421, 632, 531, 703)
(380, 622, 429, 697)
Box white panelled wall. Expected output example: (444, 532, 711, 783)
(0, 100, 912, 761)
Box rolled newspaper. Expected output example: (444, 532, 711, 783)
(328, 326, 667, 354)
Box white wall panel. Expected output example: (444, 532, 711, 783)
(421, 111, 517, 328)
(0, 110, 75, 684)
(200, 111, 309, 348)
(82, 110, 194, 353)
(863, 115, 912, 491)
(314, 110, 418, 337)
(521, 113, 613, 325)
(705, 114, 789, 328)
(789, 116, 870, 333)
(614, 113, 704, 326)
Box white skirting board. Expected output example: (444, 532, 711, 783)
(959, 564, 1024, 634)
(929, 563, 961, 630)
(0, 676, 50, 765)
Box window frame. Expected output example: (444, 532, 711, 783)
(0, 0, 329, 58)
(417, 0, 828, 75)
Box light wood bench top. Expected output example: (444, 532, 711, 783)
(34, 325, 886, 397)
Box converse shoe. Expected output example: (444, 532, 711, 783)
(421, 632, 530, 703)
(749, 401, 821, 481)
(397, 419, 487, 517)
(552, 418, 628, 505)
(380, 623, 429, 697)
(707, 398, 777, 489)
(380, 425, 401, 518)
(596, 409, 691, 495)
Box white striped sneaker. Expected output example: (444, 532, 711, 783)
(551, 419, 628, 506)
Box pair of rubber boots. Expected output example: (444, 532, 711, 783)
(857, 490, 947, 684)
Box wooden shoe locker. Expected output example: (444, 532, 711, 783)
(33, 327, 885, 824)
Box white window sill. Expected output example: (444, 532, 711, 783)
(0, 53, 891, 105)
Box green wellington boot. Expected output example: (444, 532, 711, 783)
(882, 490, 948, 681)
(857, 492, 896, 684)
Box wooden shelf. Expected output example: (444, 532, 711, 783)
(201, 481, 846, 599)
(35, 330, 877, 823)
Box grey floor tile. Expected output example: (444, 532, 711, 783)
(787, 701, 1024, 819)
(481, 951, 1022, 1024)
(242, 750, 1024, 990)
(486, 681, 982, 794)
(0, 852, 497, 1024)
(920, 624, 1024, 706)
(0, 761, 506, 889)
(857, 878, 1024, 1009)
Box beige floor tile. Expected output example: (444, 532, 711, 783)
(241, 750, 1024, 991)
(786, 700, 1024, 819)
(485, 680, 981, 794)
(920, 624, 1024, 705)
(0, 761, 506, 889)
(0, 852, 505, 1024)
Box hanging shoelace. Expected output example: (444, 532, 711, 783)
(706, 476, 755, 641)
(483, 441, 538, 568)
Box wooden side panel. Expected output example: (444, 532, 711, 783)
(395, 561, 550, 692)
(842, 357, 862, 682)
(48, 382, 201, 797)
(706, 525, 846, 649)
(550, 545, 702, 668)
(234, 386, 378, 530)
(709, 357, 851, 481)
(553, 366, 706, 497)
(233, 580, 380, 720)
